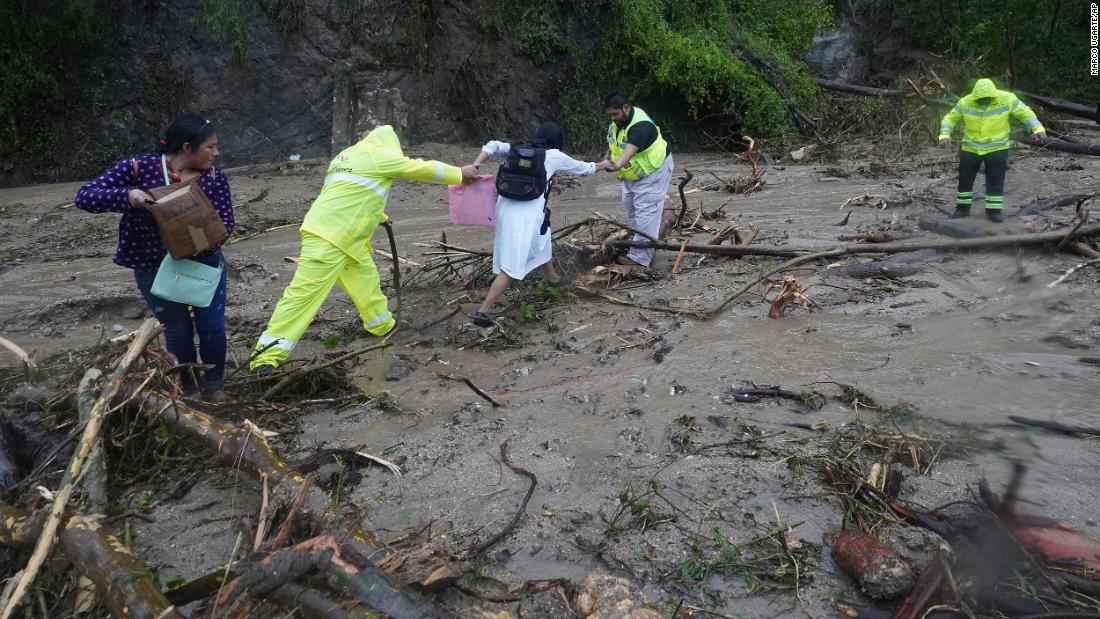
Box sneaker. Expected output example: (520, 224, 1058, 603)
(985, 209, 1005, 223)
(471, 311, 494, 328)
(948, 206, 971, 219)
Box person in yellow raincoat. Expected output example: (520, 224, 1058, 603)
(938, 78, 1047, 222)
(250, 125, 477, 372)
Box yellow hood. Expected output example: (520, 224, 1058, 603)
(360, 125, 402, 153)
(972, 78, 997, 99)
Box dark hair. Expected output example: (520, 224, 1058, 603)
(156, 113, 215, 155)
(604, 92, 630, 109)
(530, 122, 564, 150)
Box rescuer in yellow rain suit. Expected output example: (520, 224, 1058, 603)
(250, 125, 477, 372)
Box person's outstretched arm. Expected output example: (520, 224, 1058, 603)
(389, 156, 477, 185)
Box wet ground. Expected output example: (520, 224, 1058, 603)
(2, 142, 1099, 617)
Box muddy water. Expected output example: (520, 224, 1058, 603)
(3, 146, 1099, 614)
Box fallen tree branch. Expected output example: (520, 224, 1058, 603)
(464, 441, 537, 558)
(609, 224, 1100, 317)
(0, 505, 184, 619)
(0, 318, 161, 619)
(270, 582, 371, 619)
(76, 369, 107, 515)
(816, 79, 1100, 155)
(591, 211, 658, 244)
(1016, 90, 1099, 123)
(615, 222, 1100, 260)
(226, 221, 303, 245)
(0, 336, 35, 369)
(435, 371, 501, 407)
(1047, 258, 1100, 287)
(605, 239, 802, 258)
(261, 334, 395, 399)
(134, 394, 453, 610)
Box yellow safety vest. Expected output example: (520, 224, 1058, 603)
(939, 78, 1045, 155)
(301, 125, 462, 263)
(607, 106, 669, 181)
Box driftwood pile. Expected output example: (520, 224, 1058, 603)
(0, 321, 622, 618)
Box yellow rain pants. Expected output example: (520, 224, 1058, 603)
(250, 231, 394, 369)
(249, 124, 462, 369)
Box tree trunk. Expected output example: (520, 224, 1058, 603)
(611, 223, 1100, 259)
(1016, 90, 1098, 122)
(0, 504, 184, 619)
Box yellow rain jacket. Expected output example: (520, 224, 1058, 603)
(251, 125, 463, 370)
(939, 78, 1045, 155)
(301, 125, 463, 263)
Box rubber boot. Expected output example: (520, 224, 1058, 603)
(949, 206, 971, 219)
(985, 208, 1004, 223)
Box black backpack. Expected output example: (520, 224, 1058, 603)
(495, 144, 547, 201)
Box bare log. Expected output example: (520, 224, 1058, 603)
(836, 250, 941, 279)
(606, 239, 803, 258)
(0, 318, 161, 619)
(270, 583, 373, 619)
(815, 78, 907, 97)
(1028, 136, 1100, 156)
(1016, 90, 1099, 122)
(0, 504, 183, 619)
(77, 369, 107, 514)
(615, 222, 1100, 260)
(814, 78, 952, 107)
(60, 515, 185, 618)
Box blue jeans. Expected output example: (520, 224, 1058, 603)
(134, 251, 228, 391)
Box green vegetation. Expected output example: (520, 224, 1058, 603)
(486, 0, 831, 148)
(196, 0, 251, 64)
(875, 0, 1095, 102)
(0, 0, 111, 171)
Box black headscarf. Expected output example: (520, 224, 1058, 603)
(529, 122, 564, 150)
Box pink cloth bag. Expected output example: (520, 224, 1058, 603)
(447, 175, 497, 227)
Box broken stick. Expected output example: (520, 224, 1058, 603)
(464, 441, 537, 558)
(676, 169, 694, 228)
(0, 318, 161, 619)
(436, 371, 501, 407)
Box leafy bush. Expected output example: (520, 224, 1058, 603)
(586, 0, 830, 138)
(874, 0, 1095, 102)
(0, 1, 111, 168)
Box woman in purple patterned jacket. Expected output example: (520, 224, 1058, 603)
(75, 113, 234, 401)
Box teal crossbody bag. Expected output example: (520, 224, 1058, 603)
(150, 256, 223, 308)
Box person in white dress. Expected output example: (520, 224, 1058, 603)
(469, 123, 611, 326)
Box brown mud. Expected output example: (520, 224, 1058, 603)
(2, 142, 1099, 617)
